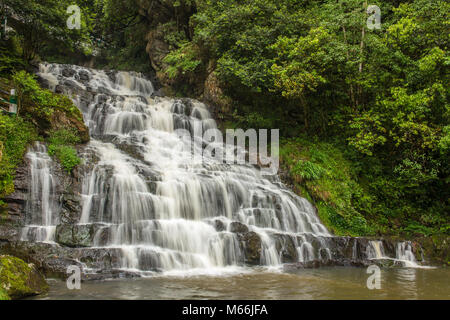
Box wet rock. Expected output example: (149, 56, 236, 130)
(54, 85, 64, 94)
(50, 109, 90, 143)
(152, 88, 164, 97)
(214, 219, 226, 232)
(203, 71, 232, 114)
(60, 193, 83, 224)
(0, 255, 48, 299)
(106, 70, 116, 83)
(274, 234, 298, 263)
(410, 235, 449, 266)
(0, 241, 82, 278)
(62, 68, 76, 78)
(238, 231, 261, 265)
(63, 79, 82, 90)
(36, 75, 50, 89)
(229, 221, 249, 234)
(0, 224, 20, 242)
(74, 248, 122, 270)
(115, 141, 146, 162)
(55, 224, 95, 247)
(3, 161, 29, 219)
(369, 258, 405, 268)
(78, 70, 91, 81)
(97, 86, 112, 95)
(82, 269, 141, 281)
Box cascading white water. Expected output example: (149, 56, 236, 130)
(367, 240, 423, 268)
(31, 62, 421, 274)
(21, 142, 59, 243)
(396, 241, 418, 268)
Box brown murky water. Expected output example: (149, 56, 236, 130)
(33, 267, 450, 300)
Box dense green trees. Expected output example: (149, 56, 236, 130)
(2, 0, 94, 62)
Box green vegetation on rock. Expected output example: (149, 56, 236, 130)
(0, 113, 37, 201)
(280, 137, 375, 236)
(0, 70, 87, 201)
(47, 129, 82, 174)
(0, 255, 48, 299)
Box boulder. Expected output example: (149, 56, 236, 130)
(55, 224, 95, 247)
(238, 231, 262, 265)
(0, 255, 48, 299)
(62, 67, 76, 78)
(78, 70, 91, 81)
(229, 221, 249, 234)
(274, 234, 298, 263)
(0, 241, 82, 278)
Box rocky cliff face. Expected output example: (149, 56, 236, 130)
(136, 0, 232, 117)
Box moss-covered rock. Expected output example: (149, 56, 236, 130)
(0, 255, 48, 299)
(415, 235, 450, 266)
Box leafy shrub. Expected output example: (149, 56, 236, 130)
(12, 71, 83, 121)
(47, 129, 81, 174)
(0, 114, 37, 197)
(163, 43, 202, 79)
(292, 160, 326, 181)
(48, 145, 81, 174)
(47, 129, 81, 146)
(0, 37, 25, 76)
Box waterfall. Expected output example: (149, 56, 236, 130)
(367, 240, 385, 259)
(367, 240, 423, 268)
(396, 241, 419, 268)
(26, 62, 421, 274)
(21, 142, 59, 243)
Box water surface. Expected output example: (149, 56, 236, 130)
(35, 267, 450, 300)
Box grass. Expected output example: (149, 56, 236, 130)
(279, 136, 376, 236)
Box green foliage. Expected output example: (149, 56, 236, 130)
(0, 114, 37, 198)
(279, 137, 375, 236)
(47, 128, 81, 146)
(164, 43, 201, 79)
(3, 0, 94, 61)
(179, 0, 449, 237)
(91, 0, 154, 73)
(292, 160, 326, 181)
(230, 110, 275, 130)
(12, 70, 82, 121)
(0, 286, 10, 300)
(0, 37, 26, 76)
(47, 129, 81, 174)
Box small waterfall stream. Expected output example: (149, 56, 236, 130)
(21, 142, 59, 243)
(367, 240, 423, 268)
(19, 62, 422, 274)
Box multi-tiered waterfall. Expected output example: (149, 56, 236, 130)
(19, 63, 420, 275)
